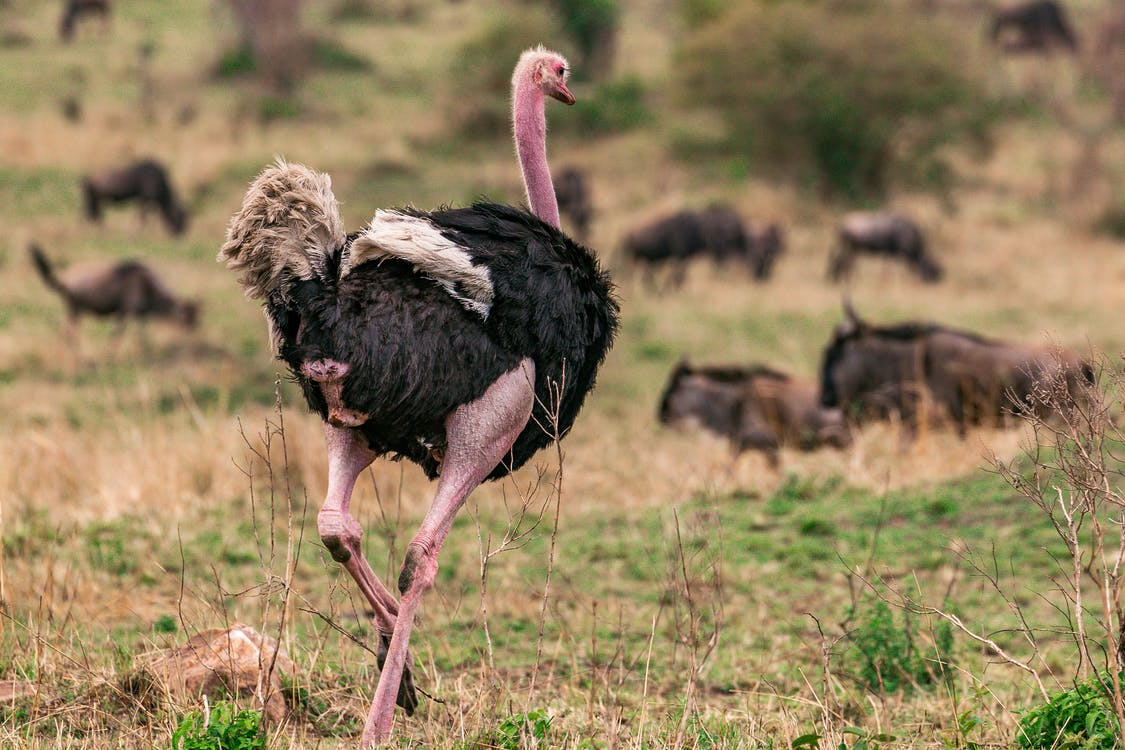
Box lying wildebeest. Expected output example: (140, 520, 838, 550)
(59, 0, 110, 43)
(624, 205, 781, 287)
(82, 159, 188, 236)
(819, 302, 1093, 433)
(990, 0, 1078, 53)
(659, 360, 852, 464)
(30, 244, 199, 334)
(828, 211, 942, 284)
(554, 166, 592, 240)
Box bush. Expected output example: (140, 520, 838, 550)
(450, 10, 561, 138)
(463, 709, 552, 750)
(1095, 200, 1125, 240)
(551, 0, 618, 81)
(1018, 674, 1121, 750)
(172, 701, 264, 750)
(843, 599, 954, 694)
(554, 75, 651, 135)
(674, 2, 1001, 199)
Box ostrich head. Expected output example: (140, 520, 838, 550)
(513, 46, 574, 106)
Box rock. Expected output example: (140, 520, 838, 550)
(0, 679, 40, 702)
(148, 624, 295, 723)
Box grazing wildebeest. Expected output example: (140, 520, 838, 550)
(990, 0, 1078, 53)
(699, 207, 785, 280)
(622, 209, 707, 289)
(30, 244, 199, 334)
(819, 302, 1093, 433)
(624, 204, 778, 287)
(553, 166, 592, 239)
(59, 0, 110, 43)
(659, 360, 852, 464)
(828, 211, 942, 283)
(82, 159, 188, 236)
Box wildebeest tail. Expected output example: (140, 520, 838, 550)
(218, 159, 346, 303)
(28, 244, 69, 298)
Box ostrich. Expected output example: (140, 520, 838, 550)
(219, 47, 618, 746)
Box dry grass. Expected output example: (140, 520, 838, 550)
(1, 0, 1124, 747)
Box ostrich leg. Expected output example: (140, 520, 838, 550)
(317, 424, 417, 714)
(363, 358, 536, 746)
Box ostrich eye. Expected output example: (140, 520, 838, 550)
(556, 65, 565, 76)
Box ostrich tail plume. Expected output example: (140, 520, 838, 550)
(219, 159, 345, 301)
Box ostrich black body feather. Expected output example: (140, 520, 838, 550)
(269, 201, 619, 480)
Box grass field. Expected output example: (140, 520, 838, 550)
(2, 0, 1125, 747)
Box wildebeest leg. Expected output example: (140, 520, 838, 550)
(735, 427, 781, 469)
(669, 260, 688, 290)
(137, 200, 152, 231)
(828, 240, 854, 281)
(363, 359, 535, 745)
(63, 309, 83, 371)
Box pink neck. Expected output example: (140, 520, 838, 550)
(512, 74, 560, 228)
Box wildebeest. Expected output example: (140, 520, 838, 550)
(553, 166, 592, 240)
(990, 0, 1078, 53)
(624, 205, 783, 288)
(819, 302, 1093, 433)
(59, 0, 110, 43)
(697, 205, 785, 279)
(659, 360, 852, 464)
(30, 244, 199, 334)
(745, 222, 786, 280)
(622, 209, 706, 288)
(82, 159, 188, 236)
(828, 211, 942, 283)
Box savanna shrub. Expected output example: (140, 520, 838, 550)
(674, 2, 1000, 199)
(1017, 674, 1121, 750)
(554, 75, 651, 135)
(1096, 199, 1125, 240)
(551, 0, 618, 80)
(173, 701, 263, 750)
(465, 709, 552, 750)
(843, 599, 954, 694)
(450, 10, 562, 138)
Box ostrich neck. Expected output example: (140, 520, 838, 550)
(512, 84, 560, 228)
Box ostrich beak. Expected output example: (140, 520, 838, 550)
(549, 82, 575, 105)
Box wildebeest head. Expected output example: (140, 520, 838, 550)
(818, 301, 932, 420)
(175, 299, 200, 329)
(165, 199, 189, 235)
(818, 302, 864, 409)
(658, 359, 750, 435)
(658, 359, 728, 426)
(749, 223, 785, 280)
